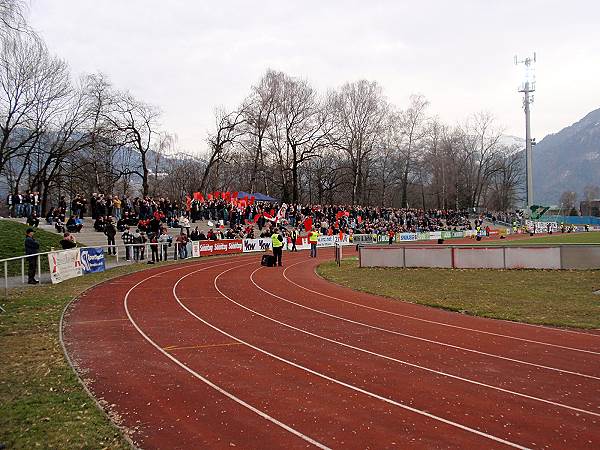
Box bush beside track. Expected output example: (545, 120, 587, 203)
(318, 259, 600, 329)
(0, 261, 192, 449)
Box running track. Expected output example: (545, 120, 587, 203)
(62, 250, 600, 449)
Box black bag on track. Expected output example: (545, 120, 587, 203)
(261, 254, 275, 267)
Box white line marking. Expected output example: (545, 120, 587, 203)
(274, 264, 600, 380)
(123, 261, 330, 450)
(243, 268, 600, 417)
(283, 260, 600, 355)
(173, 264, 531, 450)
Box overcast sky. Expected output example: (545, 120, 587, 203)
(29, 0, 600, 153)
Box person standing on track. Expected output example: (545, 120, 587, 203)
(309, 227, 319, 258)
(290, 227, 298, 252)
(271, 227, 284, 267)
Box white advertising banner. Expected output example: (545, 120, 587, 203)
(317, 234, 351, 248)
(525, 221, 558, 233)
(48, 249, 82, 284)
(399, 232, 418, 242)
(243, 238, 273, 253)
(192, 241, 200, 257)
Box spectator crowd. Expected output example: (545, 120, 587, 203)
(7, 190, 493, 261)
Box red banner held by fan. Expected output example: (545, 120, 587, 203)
(304, 217, 313, 232)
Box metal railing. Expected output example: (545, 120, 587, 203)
(0, 242, 188, 298)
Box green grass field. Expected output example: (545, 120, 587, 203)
(498, 231, 600, 245)
(0, 220, 67, 276)
(0, 260, 198, 449)
(318, 259, 600, 329)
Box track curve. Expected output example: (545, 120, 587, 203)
(62, 251, 600, 449)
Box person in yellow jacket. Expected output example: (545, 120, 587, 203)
(271, 228, 284, 267)
(309, 227, 319, 258)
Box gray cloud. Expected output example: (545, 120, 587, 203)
(29, 0, 600, 152)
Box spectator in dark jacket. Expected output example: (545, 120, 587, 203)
(60, 232, 77, 249)
(24, 228, 40, 284)
(104, 218, 117, 255)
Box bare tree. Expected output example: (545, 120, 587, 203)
(0, 32, 70, 192)
(0, 0, 28, 35)
(329, 80, 388, 205)
(109, 92, 161, 197)
(559, 191, 578, 215)
(29, 82, 92, 213)
(397, 94, 429, 207)
(458, 112, 505, 208)
(265, 71, 331, 203)
(241, 70, 279, 193)
(201, 107, 246, 192)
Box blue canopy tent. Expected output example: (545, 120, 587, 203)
(237, 191, 279, 202)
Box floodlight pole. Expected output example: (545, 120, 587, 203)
(524, 87, 533, 208)
(516, 53, 536, 210)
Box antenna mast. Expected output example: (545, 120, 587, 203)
(515, 52, 537, 210)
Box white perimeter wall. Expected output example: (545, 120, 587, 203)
(359, 246, 595, 270)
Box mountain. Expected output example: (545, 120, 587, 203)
(500, 135, 526, 151)
(532, 108, 600, 205)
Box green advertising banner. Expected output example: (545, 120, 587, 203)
(417, 232, 430, 241)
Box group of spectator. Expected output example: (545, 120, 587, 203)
(12, 190, 508, 261)
(6, 192, 41, 218)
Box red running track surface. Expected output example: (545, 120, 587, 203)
(62, 250, 600, 449)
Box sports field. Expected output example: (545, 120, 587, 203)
(479, 231, 600, 245)
(319, 259, 600, 328)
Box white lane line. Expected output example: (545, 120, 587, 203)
(245, 268, 600, 417)
(278, 266, 600, 380)
(282, 260, 600, 356)
(174, 265, 531, 450)
(123, 261, 330, 450)
(277, 265, 600, 380)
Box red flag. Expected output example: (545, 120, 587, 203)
(232, 191, 239, 199)
(344, 211, 350, 217)
(304, 217, 313, 232)
(254, 213, 262, 223)
(336, 211, 344, 220)
(339, 232, 344, 240)
(224, 191, 231, 201)
(214, 191, 221, 199)
(193, 192, 204, 202)
(207, 193, 213, 201)
(270, 209, 275, 216)
(249, 196, 255, 205)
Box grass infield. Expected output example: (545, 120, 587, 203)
(318, 259, 600, 329)
(477, 231, 600, 245)
(0, 262, 183, 449)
